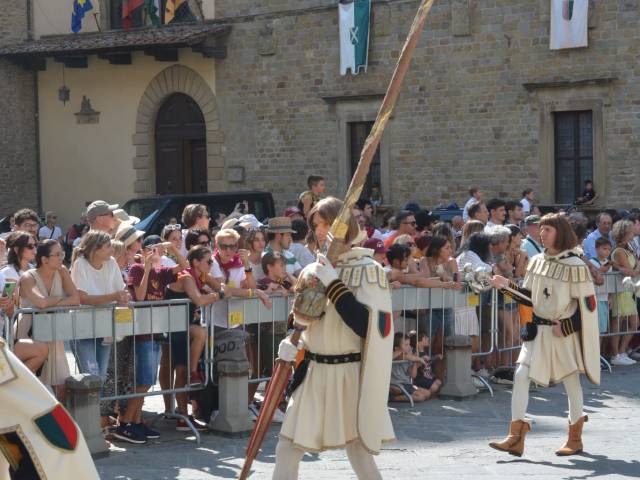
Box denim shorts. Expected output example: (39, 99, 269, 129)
(420, 308, 453, 337)
(134, 340, 161, 386)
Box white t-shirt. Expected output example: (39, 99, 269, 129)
(212, 261, 246, 328)
(70, 256, 125, 296)
(288, 242, 316, 268)
(462, 196, 477, 222)
(589, 258, 611, 302)
(520, 198, 531, 215)
(38, 225, 63, 241)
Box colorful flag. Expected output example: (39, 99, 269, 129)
(339, 0, 371, 75)
(122, 0, 145, 29)
(145, 0, 161, 26)
(165, 0, 186, 24)
(550, 0, 589, 50)
(71, 0, 93, 34)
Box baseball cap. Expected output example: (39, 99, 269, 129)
(142, 235, 162, 249)
(363, 237, 388, 254)
(524, 215, 541, 225)
(238, 214, 263, 230)
(87, 200, 119, 223)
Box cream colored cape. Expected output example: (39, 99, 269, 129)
(519, 250, 600, 386)
(280, 248, 395, 454)
(0, 338, 100, 480)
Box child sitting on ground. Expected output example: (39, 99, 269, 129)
(389, 332, 434, 402)
(408, 330, 443, 392)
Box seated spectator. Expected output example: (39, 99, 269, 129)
(298, 174, 325, 218)
(589, 237, 612, 355)
(362, 237, 388, 266)
(258, 251, 295, 294)
(165, 246, 222, 431)
(393, 234, 419, 272)
(467, 201, 489, 225)
(160, 223, 183, 267)
(408, 330, 443, 390)
(289, 219, 316, 268)
(17, 240, 79, 400)
(38, 211, 63, 244)
(389, 333, 434, 402)
(2, 232, 48, 376)
(575, 179, 597, 205)
(114, 235, 189, 444)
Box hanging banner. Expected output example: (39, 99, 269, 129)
(550, 0, 589, 50)
(339, 0, 371, 75)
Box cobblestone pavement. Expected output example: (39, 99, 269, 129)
(96, 365, 640, 479)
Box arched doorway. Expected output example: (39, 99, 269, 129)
(155, 93, 207, 194)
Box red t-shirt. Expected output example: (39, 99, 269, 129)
(127, 263, 177, 302)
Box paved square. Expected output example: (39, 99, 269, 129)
(96, 365, 640, 479)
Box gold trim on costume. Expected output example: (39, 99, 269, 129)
(0, 425, 47, 480)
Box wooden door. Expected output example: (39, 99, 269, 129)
(155, 93, 206, 194)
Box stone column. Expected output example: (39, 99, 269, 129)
(439, 335, 478, 399)
(210, 359, 253, 437)
(65, 374, 108, 457)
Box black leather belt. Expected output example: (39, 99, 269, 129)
(532, 314, 558, 326)
(305, 351, 361, 364)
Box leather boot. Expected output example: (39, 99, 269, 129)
(555, 415, 588, 456)
(489, 420, 531, 457)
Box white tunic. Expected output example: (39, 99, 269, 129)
(517, 250, 600, 387)
(280, 248, 395, 453)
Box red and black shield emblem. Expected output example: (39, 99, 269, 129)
(34, 404, 78, 451)
(584, 295, 597, 313)
(378, 311, 392, 338)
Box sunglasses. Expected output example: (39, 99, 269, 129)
(218, 243, 238, 251)
(165, 223, 182, 231)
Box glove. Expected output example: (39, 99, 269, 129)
(305, 253, 339, 287)
(278, 338, 302, 362)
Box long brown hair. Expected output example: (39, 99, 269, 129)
(307, 197, 360, 246)
(539, 213, 577, 251)
(72, 230, 112, 264)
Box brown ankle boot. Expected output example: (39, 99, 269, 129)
(555, 415, 588, 456)
(489, 420, 531, 457)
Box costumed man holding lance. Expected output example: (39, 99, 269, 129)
(238, 1, 436, 478)
(489, 213, 600, 457)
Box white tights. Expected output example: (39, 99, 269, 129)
(272, 438, 382, 480)
(511, 363, 584, 424)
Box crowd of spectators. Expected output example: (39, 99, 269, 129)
(1, 175, 639, 437)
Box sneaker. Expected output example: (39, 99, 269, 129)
(189, 371, 204, 387)
(136, 423, 160, 439)
(472, 376, 486, 389)
(611, 353, 635, 366)
(621, 353, 637, 364)
(176, 415, 208, 432)
(111, 423, 147, 444)
(627, 350, 640, 361)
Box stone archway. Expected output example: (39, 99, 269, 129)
(131, 65, 224, 194)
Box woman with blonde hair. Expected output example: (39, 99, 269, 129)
(459, 220, 485, 251)
(609, 219, 640, 365)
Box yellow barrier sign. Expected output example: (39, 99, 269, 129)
(229, 311, 244, 327)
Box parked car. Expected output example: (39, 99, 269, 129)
(122, 191, 276, 236)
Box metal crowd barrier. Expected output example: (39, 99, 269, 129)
(7, 299, 210, 443)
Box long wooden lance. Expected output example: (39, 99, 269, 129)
(239, 1, 435, 478)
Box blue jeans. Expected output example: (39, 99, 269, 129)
(72, 338, 112, 381)
(134, 340, 161, 386)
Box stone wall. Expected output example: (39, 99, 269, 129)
(214, 0, 640, 212)
(0, 2, 39, 215)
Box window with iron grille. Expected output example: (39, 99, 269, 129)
(554, 110, 593, 204)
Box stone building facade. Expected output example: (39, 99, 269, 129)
(0, 2, 39, 215)
(213, 0, 639, 211)
(0, 0, 638, 225)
